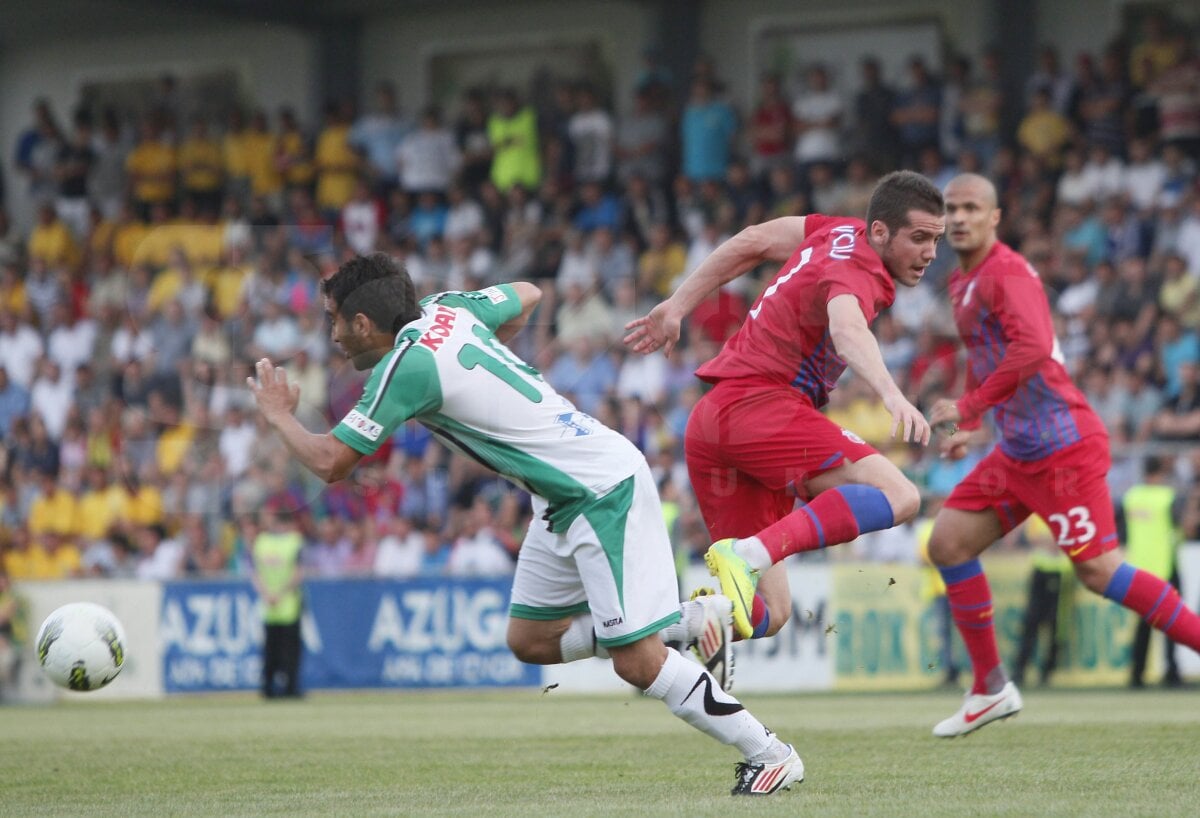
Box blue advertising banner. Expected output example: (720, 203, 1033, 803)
(303, 577, 537, 689)
(161, 577, 538, 693)
(161, 580, 261, 693)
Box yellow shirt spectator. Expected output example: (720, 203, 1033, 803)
(126, 140, 178, 205)
(0, 275, 27, 314)
(157, 423, 195, 475)
(1130, 38, 1181, 87)
(206, 262, 251, 318)
(87, 217, 117, 262)
(28, 218, 81, 269)
(1017, 106, 1072, 168)
(113, 220, 151, 270)
(224, 127, 250, 184)
(639, 242, 687, 298)
(131, 223, 179, 269)
(76, 488, 119, 541)
(28, 488, 79, 537)
(244, 128, 282, 197)
(3, 547, 35, 580)
(27, 537, 83, 580)
(146, 266, 185, 314)
(125, 484, 164, 527)
(278, 128, 315, 187)
(179, 134, 224, 193)
(315, 123, 359, 211)
(167, 222, 224, 268)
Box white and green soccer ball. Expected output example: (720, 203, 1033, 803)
(35, 602, 127, 692)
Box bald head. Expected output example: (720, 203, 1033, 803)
(944, 173, 998, 208)
(944, 173, 1001, 266)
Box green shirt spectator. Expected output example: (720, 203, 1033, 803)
(487, 90, 540, 192)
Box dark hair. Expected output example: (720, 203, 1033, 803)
(865, 170, 944, 234)
(1143, 455, 1169, 477)
(322, 253, 420, 333)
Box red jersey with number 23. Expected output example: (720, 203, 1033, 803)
(949, 240, 1107, 461)
(695, 215, 896, 408)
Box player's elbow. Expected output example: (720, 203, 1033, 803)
(320, 436, 361, 484)
(510, 281, 543, 311)
(322, 461, 353, 484)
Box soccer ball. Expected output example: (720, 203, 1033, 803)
(35, 602, 127, 692)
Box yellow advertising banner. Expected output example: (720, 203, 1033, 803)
(832, 556, 1136, 691)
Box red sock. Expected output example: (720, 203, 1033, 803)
(758, 490, 859, 563)
(940, 560, 1002, 694)
(1112, 567, 1200, 652)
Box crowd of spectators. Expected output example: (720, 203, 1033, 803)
(1, 13, 1199, 584)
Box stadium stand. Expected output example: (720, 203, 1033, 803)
(1, 11, 1198, 586)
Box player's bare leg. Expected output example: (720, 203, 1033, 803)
(709, 454, 919, 640)
(617, 637, 803, 796)
(508, 597, 737, 690)
(509, 618, 802, 795)
(1075, 548, 1200, 661)
(927, 507, 1023, 737)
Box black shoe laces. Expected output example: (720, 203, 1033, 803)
(732, 760, 764, 793)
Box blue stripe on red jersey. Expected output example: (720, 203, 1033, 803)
(790, 331, 845, 407)
(967, 308, 1083, 460)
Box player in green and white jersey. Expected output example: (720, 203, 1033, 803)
(248, 254, 803, 795)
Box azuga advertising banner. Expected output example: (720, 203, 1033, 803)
(161, 577, 537, 693)
(303, 577, 536, 689)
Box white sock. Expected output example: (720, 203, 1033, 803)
(657, 600, 702, 644)
(559, 615, 610, 662)
(644, 648, 782, 760)
(733, 536, 772, 573)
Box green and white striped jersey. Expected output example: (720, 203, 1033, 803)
(332, 285, 643, 530)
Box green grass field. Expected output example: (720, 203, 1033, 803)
(1, 687, 1196, 817)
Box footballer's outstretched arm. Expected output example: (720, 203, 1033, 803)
(249, 358, 363, 483)
(624, 216, 809, 357)
(827, 294, 931, 444)
(495, 281, 542, 344)
(954, 273, 1054, 425)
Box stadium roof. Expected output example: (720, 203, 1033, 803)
(0, 0, 464, 47)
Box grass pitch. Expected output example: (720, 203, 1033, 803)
(1, 687, 1196, 817)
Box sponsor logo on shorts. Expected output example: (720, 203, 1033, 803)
(343, 409, 383, 441)
(603, 617, 623, 628)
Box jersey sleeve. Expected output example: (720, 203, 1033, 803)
(955, 265, 1055, 425)
(421, 285, 522, 332)
(820, 258, 887, 323)
(331, 344, 443, 455)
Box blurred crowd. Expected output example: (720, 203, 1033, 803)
(1, 12, 1199, 584)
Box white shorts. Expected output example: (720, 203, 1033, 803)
(509, 462, 682, 647)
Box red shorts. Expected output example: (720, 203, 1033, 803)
(944, 435, 1118, 563)
(685, 379, 880, 540)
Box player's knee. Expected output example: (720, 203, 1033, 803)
(609, 638, 667, 690)
(1073, 559, 1110, 595)
(886, 480, 921, 524)
(926, 529, 955, 567)
(506, 628, 555, 665)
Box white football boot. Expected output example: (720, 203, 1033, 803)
(933, 681, 1024, 738)
(687, 589, 735, 692)
(731, 744, 804, 796)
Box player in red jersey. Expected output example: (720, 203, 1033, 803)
(927, 173, 1200, 737)
(626, 170, 941, 641)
